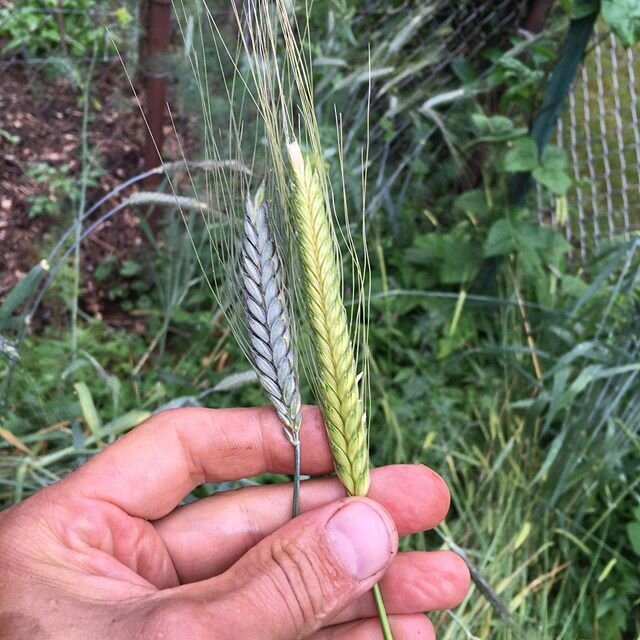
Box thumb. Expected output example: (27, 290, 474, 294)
(192, 497, 397, 639)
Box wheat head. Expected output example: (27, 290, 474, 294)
(287, 141, 370, 497)
(241, 184, 302, 445)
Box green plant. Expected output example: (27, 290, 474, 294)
(392, 117, 576, 359)
(26, 163, 76, 218)
(503, 136, 573, 196)
(601, 0, 640, 46)
(93, 255, 152, 311)
(0, 0, 134, 59)
(26, 160, 100, 219)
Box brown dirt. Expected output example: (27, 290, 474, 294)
(0, 62, 197, 327)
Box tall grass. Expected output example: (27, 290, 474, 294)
(364, 236, 640, 638)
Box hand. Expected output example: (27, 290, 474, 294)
(0, 407, 469, 639)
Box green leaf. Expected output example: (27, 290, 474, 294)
(0, 261, 49, 328)
(114, 7, 133, 26)
(561, 0, 600, 19)
(541, 144, 568, 171)
(487, 115, 516, 134)
(627, 521, 640, 556)
(602, 0, 640, 47)
(513, 221, 552, 249)
(504, 138, 539, 172)
(454, 189, 490, 218)
(408, 229, 481, 284)
(472, 113, 513, 133)
(73, 382, 103, 444)
(102, 410, 152, 435)
(439, 249, 479, 284)
(119, 260, 142, 277)
(472, 112, 529, 143)
(450, 57, 476, 83)
(94, 257, 116, 282)
(0, 128, 20, 144)
(484, 219, 515, 257)
(533, 166, 573, 195)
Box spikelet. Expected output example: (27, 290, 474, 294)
(287, 141, 370, 497)
(241, 185, 302, 446)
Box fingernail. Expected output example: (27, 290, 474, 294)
(325, 501, 393, 581)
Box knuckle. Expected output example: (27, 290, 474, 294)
(447, 553, 471, 604)
(143, 599, 212, 640)
(263, 537, 352, 632)
(421, 466, 451, 522)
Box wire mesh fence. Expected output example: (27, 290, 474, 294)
(537, 23, 640, 260)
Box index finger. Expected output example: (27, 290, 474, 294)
(53, 406, 333, 519)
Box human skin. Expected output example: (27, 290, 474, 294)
(0, 406, 470, 639)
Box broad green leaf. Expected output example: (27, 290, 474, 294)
(546, 230, 572, 266)
(439, 249, 480, 284)
(472, 113, 513, 134)
(627, 521, 640, 556)
(454, 189, 490, 218)
(487, 115, 517, 134)
(471, 113, 528, 143)
(451, 57, 476, 83)
(562, 274, 590, 297)
(602, 0, 640, 46)
(95, 257, 116, 282)
(119, 259, 142, 277)
(513, 220, 551, 249)
(408, 230, 481, 284)
(484, 219, 515, 257)
(504, 137, 539, 172)
(518, 241, 544, 274)
(533, 166, 573, 195)
(541, 145, 568, 171)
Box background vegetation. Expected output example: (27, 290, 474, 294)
(1, 1, 640, 638)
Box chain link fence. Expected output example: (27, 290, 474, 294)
(538, 23, 640, 260)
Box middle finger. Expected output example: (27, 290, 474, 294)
(154, 464, 449, 582)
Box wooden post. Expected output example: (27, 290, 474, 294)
(140, 0, 171, 186)
(522, 0, 556, 35)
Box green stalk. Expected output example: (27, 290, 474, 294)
(71, 51, 97, 356)
(373, 584, 393, 638)
(292, 440, 301, 518)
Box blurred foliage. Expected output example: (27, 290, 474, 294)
(602, 0, 640, 46)
(0, 0, 135, 59)
(26, 160, 102, 219)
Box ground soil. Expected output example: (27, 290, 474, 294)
(0, 61, 196, 326)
